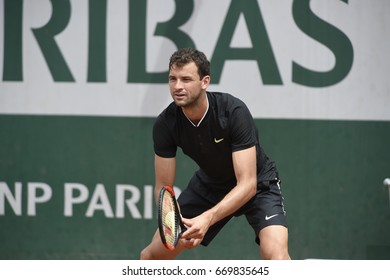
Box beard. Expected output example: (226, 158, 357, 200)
(172, 90, 202, 109)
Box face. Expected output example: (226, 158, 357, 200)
(168, 62, 210, 108)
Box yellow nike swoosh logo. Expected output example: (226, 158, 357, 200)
(214, 138, 224, 143)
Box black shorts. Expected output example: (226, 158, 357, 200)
(177, 174, 288, 246)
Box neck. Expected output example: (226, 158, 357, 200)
(182, 93, 209, 127)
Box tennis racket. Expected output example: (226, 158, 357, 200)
(157, 185, 186, 250)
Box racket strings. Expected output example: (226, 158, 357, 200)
(161, 192, 179, 247)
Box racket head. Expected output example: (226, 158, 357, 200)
(158, 185, 181, 250)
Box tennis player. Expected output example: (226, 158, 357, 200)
(140, 48, 290, 260)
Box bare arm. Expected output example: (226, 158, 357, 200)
(180, 146, 257, 247)
(154, 154, 176, 203)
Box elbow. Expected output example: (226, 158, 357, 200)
(237, 176, 257, 200)
(247, 178, 257, 199)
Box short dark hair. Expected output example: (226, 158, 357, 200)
(169, 48, 210, 79)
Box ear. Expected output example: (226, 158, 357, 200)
(201, 75, 211, 89)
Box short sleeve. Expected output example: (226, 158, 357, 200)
(153, 114, 177, 158)
(229, 103, 258, 152)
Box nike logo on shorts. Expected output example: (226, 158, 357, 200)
(265, 214, 279, 220)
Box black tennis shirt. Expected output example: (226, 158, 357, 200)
(153, 91, 278, 190)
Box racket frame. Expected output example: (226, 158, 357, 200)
(157, 185, 183, 250)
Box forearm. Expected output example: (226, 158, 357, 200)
(204, 178, 257, 226)
(205, 146, 258, 226)
(154, 154, 176, 203)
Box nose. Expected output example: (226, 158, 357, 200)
(172, 79, 183, 91)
